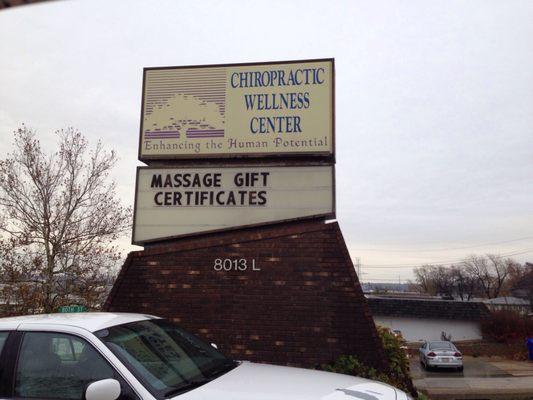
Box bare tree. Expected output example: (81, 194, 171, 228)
(413, 255, 517, 300)
(487, 254, 514, 299)
(413, 265, 455, 297)
(509, 263, 533, 311)
(433, 265, 455, 297)
(521, 272, 533, 312)
(413, 265, 438, 295)
(0, 126, 130, 314)
(462, 254, 514, 299)
(449, 265, 477, 301)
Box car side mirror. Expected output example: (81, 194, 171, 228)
(85, 379, 121, 400)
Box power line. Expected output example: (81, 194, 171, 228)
(354, 257, 361, 277)
(353, 235, 533, 253)
(361, 248, 533, 268)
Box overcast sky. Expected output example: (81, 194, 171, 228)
(1, 0, 532, 282)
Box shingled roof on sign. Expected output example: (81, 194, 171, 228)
(367, 296, 490, 321)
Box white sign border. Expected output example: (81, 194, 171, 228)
(132, 163, 336, 245)
(137, 58, 335, 162)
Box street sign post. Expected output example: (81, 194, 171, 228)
(58, 305, 87, 313)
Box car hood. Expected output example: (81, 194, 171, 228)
(177, 361, 404, 400)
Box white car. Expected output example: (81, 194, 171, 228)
(0, 312, 412, 400)
(419, 341, 463, 371)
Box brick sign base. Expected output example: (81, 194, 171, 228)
(104, 219, 387, 371)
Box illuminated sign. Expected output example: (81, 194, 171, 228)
(133, 165, 334, 244)
(139, 59, 334, 160)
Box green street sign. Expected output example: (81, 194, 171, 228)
(58, 305, 87, 313)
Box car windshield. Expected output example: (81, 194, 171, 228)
(95, 319, 237, 398)
(429, 341, 454, 350)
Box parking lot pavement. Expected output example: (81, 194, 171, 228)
(411, 356, 511, 379)
(488, 360, 533, 377)
(411, 356, 533, 400)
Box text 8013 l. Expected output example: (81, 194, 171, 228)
(213, 258, 261, 271)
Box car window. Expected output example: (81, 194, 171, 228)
(52, 337, 84, 362)
(0, 332, 9, 354)
(15, 332, 115, 400)
(429, 341, 453, 350)
(96, 319, 236, 399)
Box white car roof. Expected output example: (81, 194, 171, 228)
(0, 312, 158, 332)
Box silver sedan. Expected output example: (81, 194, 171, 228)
(419, 341, 463, 371)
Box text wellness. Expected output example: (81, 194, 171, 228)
(230, 67, 326, 135)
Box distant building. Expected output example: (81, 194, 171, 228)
(361, 282, 412, 293)
(367, 296, 490, 342)
(511, 264, 533, 311)
(483, 296, 531, 314)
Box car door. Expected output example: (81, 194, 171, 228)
(5, 330, 141, 400)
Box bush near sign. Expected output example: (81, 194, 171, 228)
(138, 59, 334, 160)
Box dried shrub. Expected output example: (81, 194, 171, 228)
(320, 326, 416, 396)
(481, 310, 533, 343)
(512, 351, 528, 361)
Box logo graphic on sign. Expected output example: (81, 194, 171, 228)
(139, 59, 334, 160)
(144, 67, 226, 141)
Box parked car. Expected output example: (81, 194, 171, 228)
(0, 312, 412, 400)
(419, 341, 463, 371)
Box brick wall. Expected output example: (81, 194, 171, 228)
(105, 219, 387, 370)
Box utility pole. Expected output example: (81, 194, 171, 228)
(355, 257, 361, 280)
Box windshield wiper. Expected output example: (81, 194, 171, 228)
(205, 360, 239, 379)
(162, 361, 238, 398)
(163, 379, 211, 398)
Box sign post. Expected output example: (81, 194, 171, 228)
(58, 305, 87, 313)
